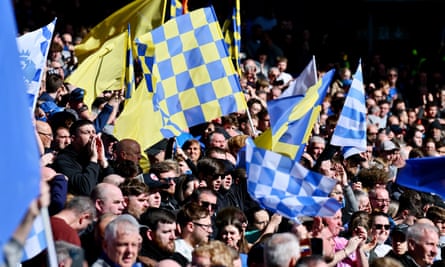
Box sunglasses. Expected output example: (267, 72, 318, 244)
(374, 224, 390, 230)
(160, 177, 178, 183)
(201, 201, 218, 210)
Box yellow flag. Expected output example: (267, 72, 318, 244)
(75, 0, 167, 63)
(113, 79, 164, 158)
(65, 31, 127, 109)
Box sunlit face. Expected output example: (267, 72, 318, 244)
(324, 209, 343, 237)
(185, 142, 202, 162)
(192, 215, 213, 245)
(98, 188, 126, 216)
(125, 193, 149, 219)
(370, 189, 390, 213)
(209, 132, 227, 149)
(199, 192, 217, 216)
(104, 227, 141, 267)
(358, 196, 372, 213)
(220, 224, 241, 250)
(54, 127, 71, 150)
(370, 215, 390, 244)
(147, 190, 161, 208)
(148, 222, 176, 253)
(253, 210, 269, 231)
(408, 229, 439, 266)
(74, 124, 96, 147)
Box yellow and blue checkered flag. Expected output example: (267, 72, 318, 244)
(169, 0, 186, 20)
(222, 0, 241, 75)
(255, 69, 335, 160)
(136, 6, 247, 138)
(125, 24, 135, 100)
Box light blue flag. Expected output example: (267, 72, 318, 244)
(245, 138, 342, 220)
(396, 156, 445, 200)
(16, 18, 57, 111)
(330, 60, 367, 152)
(22, 215, 46, 260)
(0, 0, 41, 263)
(279, 55, 317, 98)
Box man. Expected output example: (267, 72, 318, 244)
(306, 135, 326, 162)
(175, 202, 213, 263)
(51, 125, 71, 152)
(396, 222, 440, 267)
(142, 173, 169, 209)
(36, 120, 54, 155)
(50, 196, 96, 246)
(263, 232, 301, 267)
(369, 186, 391, 214)
(147, 159, 181, 211)
(90, 182, 126, 217)
(52, 119, 113, 196)
(92, 214, 142, 267)
(119, 179, 150, 220)
(38, 73, 67, 104)
(138, 208, 180, 266)
(190, 187, 218, 217)
(113, 138, 143, 172)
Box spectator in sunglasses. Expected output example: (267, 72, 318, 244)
(366, 211, 392, 263)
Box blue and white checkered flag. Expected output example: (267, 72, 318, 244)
(245, 138, 342, 220)
(16, 18, 57, 110)
(22, 215, 47, 260)
(330, 60, 367, 152)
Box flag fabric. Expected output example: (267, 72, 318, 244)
(125, 24, 135, 100)
(113, 78, 165, 157)
(222, 0, 242, 75)
(74, 0, 167, 63)
(330, 60, 367, 151)
(16, 18, 57, 110)
(65, 31, 128, 109)
(0, 0, 42, 262)
(170, 0, 185, 19)
(255, 69, 335, 160)
(396, 157, 445, 200)
(135, 6, 247, 138)
(22, 215, 46, 260)
(245, 138, 342, 220)
(279, 55, 317, 98)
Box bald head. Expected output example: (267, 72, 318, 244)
(115, 139, 142, 164)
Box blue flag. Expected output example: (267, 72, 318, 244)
(330, 60, 367, 151)
(245, 138, 342, 221)
(16, 18, 57, 111)
(396, 157, 445, 200)
(0, 0, 41, 262)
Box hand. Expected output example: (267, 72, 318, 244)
(89, 136, 98, 162)
(40, 152, 55, 166)
(345, 236, 363, 254)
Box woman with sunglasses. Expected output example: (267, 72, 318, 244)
(366, 211, 392, 264)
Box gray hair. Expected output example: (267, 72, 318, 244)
(103, 214, 140, 245)
(66, 195, 96, 220)
(264, 232, 300, 267)
(406, 222, 439, 244)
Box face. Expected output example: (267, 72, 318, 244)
(253, 210, 269, 231)
(309, 142, 325, 160)
(222, 174, 232, 190)
(329, 184, 344, 204)
(192, 215, 213, 244)
(358, 196, 372, 213)
(220, 224, 241, 249)
(408, 229, 439, 267)
(158, 170, 177, 195)
(199, 192, 218, 216)
(185, 142, 202, 162)
(209, 133, 227, 149)
(433, 219, 445, 236)
(99, 188, 126, 215)
(123, 143, 142, 164)
(208, 174, 223, 192)
(125, 193, 149, 219)
(370, 189, 390, 213)
(370, 215, 390, 244)
(391, 232, 407, 255)
(74, 124, 96, 148)
(324, 209, 343, 237)
(149, 222, 176, 253)
(147, 190, 162, 208)
(104, 228, 141, 267)
(54, 127, 71, 150)
(320, 226, 336, 262)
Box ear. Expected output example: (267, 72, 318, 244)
(401, 209, 410, 218)
(95, 199, 103, 213)
(123, 196, 130, 206)
(407, 238, 416, 251)
(146, 229, 154, 241)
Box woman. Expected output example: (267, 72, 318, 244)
(366, 211, 393, 264)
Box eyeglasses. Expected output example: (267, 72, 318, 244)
(193, 222, 213, 231)
(374, 224, 390, 230)
(212, 174, 225, 180)
(160, 177, 178, 183)
(200, 201, 218, 210)
(38, 132, 53, 138)
(373, 198, 390, 204)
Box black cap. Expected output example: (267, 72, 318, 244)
(145, 138, 168, 156)
(390, 223, 408, 237)
(69, 88, 85, 102)
(142, 173, 169, 190)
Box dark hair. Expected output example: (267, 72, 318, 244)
(69, 119, 93, 136)
(140, 208, 176, 232)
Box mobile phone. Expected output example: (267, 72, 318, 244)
(310, 238, 323, 256)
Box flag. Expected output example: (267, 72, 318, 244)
(16, 18, 57, 111)
(125, 24, 135, 101)
(279, 55, 317, 98)
(113, 78, 164, 159)
(222, 0, 241, 75)
(135, 6, 247, 138)
(330, 60, 367, 151)
(255, 69, 335, 160)
(245, 138, 342, 220)
(65, 31, 128, 109)
(396, 157, 445, 200)
(74, 0, 167, 63)
(170, 0, 185, 19)
(0, 0, 41, 262)
(22, 215, 46, 260)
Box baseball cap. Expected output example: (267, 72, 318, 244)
(390, 223, 408, 237)
(343, 147, 366, 162)
(40, 101, 64, 118)
(381, 140, 399, 151)
(69, 87, 85, 102)
(142, 173, 169, 190)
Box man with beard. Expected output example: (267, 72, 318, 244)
(138, 208, 185, 267)
(52, 119, 114, 196)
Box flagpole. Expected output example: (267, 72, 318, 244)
(41, 207, 58, 266)
(245, 108, 258, 136)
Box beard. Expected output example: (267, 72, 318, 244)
(153, 237, 175, 254)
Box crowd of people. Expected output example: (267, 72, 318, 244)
(8, 2, 445, 267)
